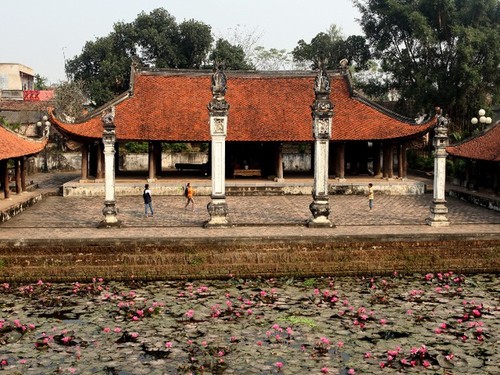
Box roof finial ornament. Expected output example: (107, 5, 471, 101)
(102, 106, 115, 127)
(211, 62, 227, 98)
(314, 66, 330, 95)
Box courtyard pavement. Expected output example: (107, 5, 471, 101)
(0, 172, 499, 241)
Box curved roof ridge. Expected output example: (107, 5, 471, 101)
(52, 91, 130, 125)
(1, 123, 48, 143)
(0, 125, 48, 160)
(447, 121, 500, 161)
(352, 92, 428, 125)
(449, 121, 499, 147)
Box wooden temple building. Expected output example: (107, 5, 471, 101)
(50, 67, 435, 182)
(447, 122, 500, 193)
(0, 125, 47, 199)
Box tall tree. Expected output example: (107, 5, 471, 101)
(65, 8, 213, 106)
(292, 25, 371, 70)
(354, 0, 500, 126)
(209, 39, 255, 70)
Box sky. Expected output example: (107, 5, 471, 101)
(0, 0, 363, 85)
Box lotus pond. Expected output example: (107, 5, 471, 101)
(0, 272, 498, 374)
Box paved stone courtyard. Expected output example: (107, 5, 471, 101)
(2, 193, 499, 229)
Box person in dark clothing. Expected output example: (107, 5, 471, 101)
(143, 184, 154, 217)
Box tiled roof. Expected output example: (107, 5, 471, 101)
(50, 70, 434, 142)
(0, 125, 47, 160)
(447, 122, 500, 161)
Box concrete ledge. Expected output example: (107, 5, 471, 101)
(449, 189, 500, 212)
(0, 234, 498, 282)
(62, 180, 426, 197)
(0, 192, 46, 223)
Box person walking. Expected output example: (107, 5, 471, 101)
(184, 182, 195, 211)
(367, 183, 374, 211)
(143, 184, 154, 217)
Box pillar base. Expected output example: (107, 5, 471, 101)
(307, 199, 334, 228)
(147, 178, 157, 183)
(204, 199, 231, 228)
(274, 178, 285, 183)
(97, 218, 122, 228)
(426, 200, 449, 227)
(98, 201, 122, 228)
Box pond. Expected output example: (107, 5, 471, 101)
(0, 273, 498, 374)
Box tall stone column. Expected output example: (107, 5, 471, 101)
(308, 68, 334, 228)
(98, 107, 121, 228)
(205, 65, 231, 228)
(426, 111, 449, 227)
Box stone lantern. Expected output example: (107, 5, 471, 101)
(98, 106, 121, 228)
(426, 109, 449, 227)
(308, 68, 334, 228)
(205, 64, 231, 228)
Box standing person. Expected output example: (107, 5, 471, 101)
(143, 184, 153, 217)
(184, 182, 195, 211)
(367, 183, 374, 211)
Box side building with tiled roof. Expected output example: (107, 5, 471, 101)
(447, 122, 500, 193)
(0, 125, 48, 199)
(50, 67, 435, 181)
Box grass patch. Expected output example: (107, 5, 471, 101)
(303, 278, 316, 287)
(279, 315, 317, 328)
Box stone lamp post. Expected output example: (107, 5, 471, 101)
(205, 65, 231, 228)
(426, 109, 449, 227)
(98, 106, 121, 228)
(308, 68, 334, 228)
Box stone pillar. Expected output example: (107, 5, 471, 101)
(98, 107, 121, 228)
(81, 144, 89, 181)
(426, 112, 449, 227)
(308, 68, 334, 228)
(205, 65, 231, 228)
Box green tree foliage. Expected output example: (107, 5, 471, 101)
(292, 25, 371, 70)
(65, 9, 213, 106)
(354, 0, 500, 126)
(209, 38, 255, 70)
(34, 74, 48, 90)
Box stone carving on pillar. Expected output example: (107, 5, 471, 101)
(426, 109, 450, 227)
(205, 64, 231, 228)
(98, 106, 121, 228)
(308, 68, 334, 228)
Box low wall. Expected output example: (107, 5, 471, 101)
(449, 189, 500, 212)
(35, 151, 312, 172)
(62, 181, 426, 197)
(0, 235, 498, 282)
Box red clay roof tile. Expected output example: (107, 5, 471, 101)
(50, 70, 434, 142)
(0, 126, 47, 160)
(447, 122, 500, 161)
